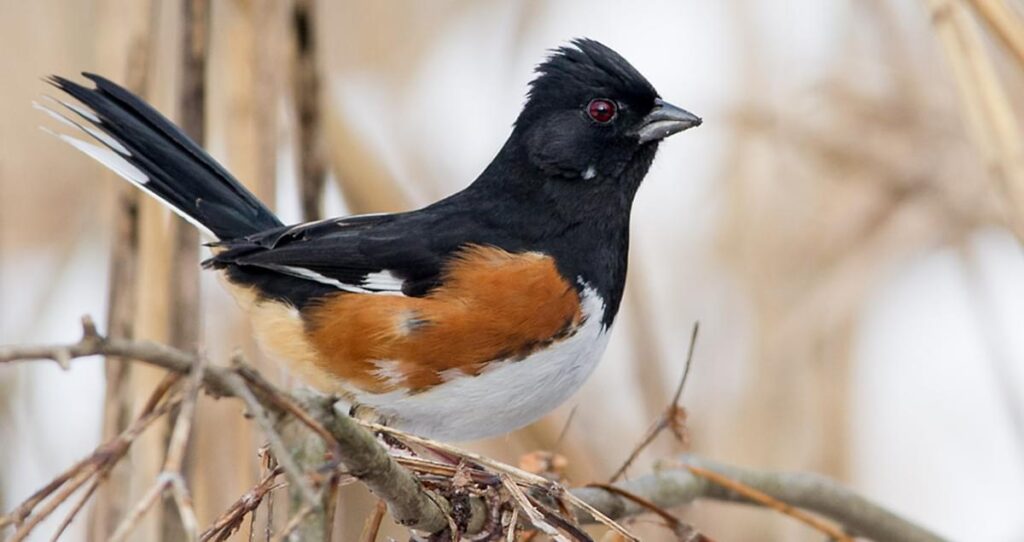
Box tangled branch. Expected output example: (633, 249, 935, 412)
(0, 317, 948, 541)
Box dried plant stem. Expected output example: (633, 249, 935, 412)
(269, 501, 316, 542)
(109, 356, 205, 542)
(358, 500, 386, 542)
(1, 326, 947, 542)
(292, 0, 327, 221)
(926, 0, 1024, 237)
(584, 484, 709, 541)
(963, 0, 1024, 70)
(684, 464, 852, 542)
(91, 3, 156, 538)
(223, 373, 319, 506)
(501, 476, 571, 542)
(609, 323, 699, 483)
(2, 386, 182, 541)
(170, 0, 206, 350)
(199, 467, 284, 542)
(574, 455, 947, 542)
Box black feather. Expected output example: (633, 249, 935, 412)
(47, 73, 281, 239)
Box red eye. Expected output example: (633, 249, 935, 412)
(587, 98, 617, 123)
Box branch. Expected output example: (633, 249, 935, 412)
(303, 397, 451, 532)
(573, 455, 948, 542)
(2, 323, 949, 541)
(609, 322, 699, 483)
(0, 320, 451, 533)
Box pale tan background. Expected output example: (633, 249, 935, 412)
(3, 1, 1024, 541)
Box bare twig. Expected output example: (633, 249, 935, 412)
(963, 0, 1024, 71)
(46, 373, 178, 542)
(269, 501, 316, 542)
(501, 476, 571, 542)
(2, 387, 182, 541)
(235, 364, 340, 453)
(573, 455, 947, 542)
(504, 507, 519, 542)
(92, 8, 154, 535)
(162, 355, 205, 541)
(2, 327, 947, 542)
(926, 0, 1024, 237)
(316, 407, 450, 532)
(358, 500, 387, 542)
(684, 463, 851, 542)
(163, 13, 206, 536)
(609, 323, 700, 483)
(108, 476, 170, 542)
(584, 483, 709, 541)
(223, 371, 319, 506)
(108, 357, 205, 542)
(555, 490, 638, 542)
(0, 324, 451, 533)
(291, 0, 327, 221)
(200, 467, 284, 542)
(321, 473, 340, 542)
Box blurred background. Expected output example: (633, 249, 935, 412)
(3, 0, 1024, 540)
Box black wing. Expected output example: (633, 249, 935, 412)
(206, 208, 513, 308)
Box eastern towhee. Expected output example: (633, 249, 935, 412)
(37, 39, 701, 441)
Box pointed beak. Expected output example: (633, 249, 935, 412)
(635, 98, 702, 143)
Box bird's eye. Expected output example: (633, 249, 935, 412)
(586, 98, 617, 123)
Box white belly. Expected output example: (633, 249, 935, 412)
(354, 285, 610, 441)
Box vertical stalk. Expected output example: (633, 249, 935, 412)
(293, 0, 326, 221)
(88, 1, 154, 539)
(160, 0, 208, 539)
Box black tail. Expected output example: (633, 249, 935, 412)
(40, 73, 282, 240)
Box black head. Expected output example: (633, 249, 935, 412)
(511, 38, 701, 185)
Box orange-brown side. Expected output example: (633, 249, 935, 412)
(303, 245, 583, 393)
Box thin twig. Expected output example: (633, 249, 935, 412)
(223, 372, 319, 506)
(269, 501, 316, 542)
(963, 0, 1024, 72)
(2, 327, 947, 542)
(235, 363, 340, 452)
(574, 455, 948, 542)
(109, 356, 205, 542)
(3, 390, 182, 540)
(48, 371, 181, 542)
(107, 474, 170, 542)
(200, 467, 285, 542)
(47, 473, 102, 542)
(501, 476, 570, 542)
(162, 356, 206, 541)
(321, 473, 340, 542)
(584, 483, 709, 541)
(358, 499, 387, 542)
(505, 507, 519, 542)
(684, 464, 852, 542)
(609, 323, 700, 483)
(552, 489, 638, 542)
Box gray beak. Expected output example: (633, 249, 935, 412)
(635, 98, 702, 143)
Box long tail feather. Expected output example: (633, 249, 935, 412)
(39, 73, 283, 240)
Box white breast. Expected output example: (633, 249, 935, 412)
(355, 284, 610, 441)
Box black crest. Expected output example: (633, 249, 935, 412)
(519, 38, 658, 124)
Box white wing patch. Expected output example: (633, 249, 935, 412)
(361, 270, 405, 292)
(260, 264, 406, 296)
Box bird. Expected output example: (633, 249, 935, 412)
(37, 38, 701, 441)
